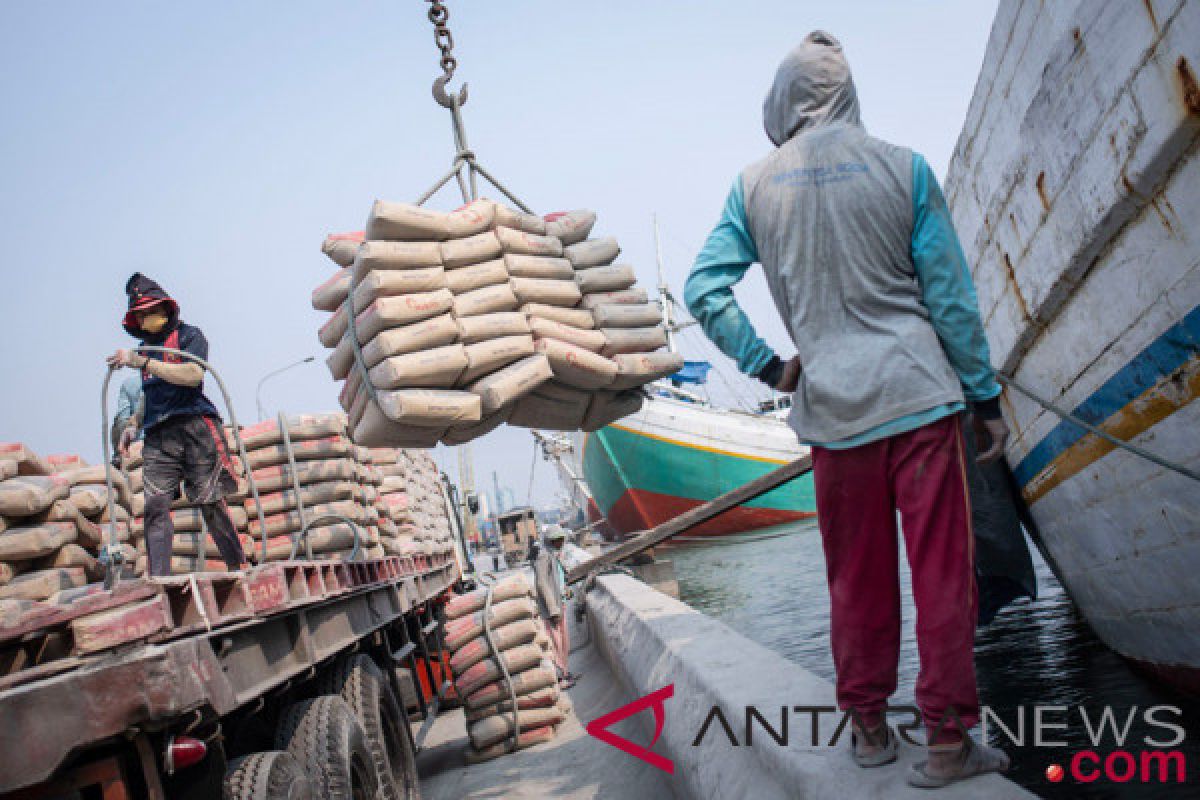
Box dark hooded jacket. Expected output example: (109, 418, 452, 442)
(123, 273, 220, 429)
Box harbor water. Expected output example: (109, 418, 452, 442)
(669, 520, 1200, 799)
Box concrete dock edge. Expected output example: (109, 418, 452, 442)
(585, 573, 1037, 800)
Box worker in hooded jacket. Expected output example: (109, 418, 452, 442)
(106, 273, 248, 577)
(684, 32, 1010, 788)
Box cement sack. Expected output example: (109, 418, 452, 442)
(528, 317, 606, 353)
(453, 283, 519, 318)
(261, 524, 360, 561)
(440, 408, 512, 446)
(365, 448, 399, 466)
(493, 204, 546, 234)
(146, 531, 256, 558)
(450, 618, 539, 673)
(503, 255, 573, 280)
(465, 685, 560, 723)
(576, 264, 637, 294)
(368, 345, 468, 389)
(47, 455, 87, 471)
(59, 466, 133, 508)
(31, 500, 102, 547)
(351, 268, 447, 312)
(321, 232, 364, 267)
(0, 568, 86, 601)
(508, 382, 592, 430)
(579, 287, 650, 309)
(0, 521, 76, 560)
(584, 391, 644, 431)
(121, 441, 144, 471)
(319, 307, 349, 349)
(132, 505, 250, 536)
(522, 303, 595, 330)
(543, 210, 596, 245)
(247, 500, 366, 538)
(445, 574, 533, 620)
(564, 236, 620, 268)
(444, 259, 509, 294)
(494, 226, 563, 258)
(454, 642, 545, 697)
(354, 291, 456, 342)
(459, 336, 535, 385)
(465, 724, 558, 765)
(352, 408, 450, 448)
(378, 476, 408, 494)
(68, 485, 112, 517)
(600, 326, 668, 357)
(328, 313, 460, 380)
(444, 596, 537, 652)
(251, 459, 358, 493)
(468, 705, 567, 751)
(592, 303, 663, 329)
(361, 388, 482, 428)
(365, 199, 494, 242)
(509, 277, 581, 308)
(312, 268, 352, 312)
(534, 339, 617, 390)
(457, 312, 530, 344)
(351, 240, 443, 283)
(440, 231, 502, 269)
(466, 355, 553, 415)
(241, 414, 347, 451)
(0, 475, 70, 516)
(246, 436, 355, 470)
(252, 481, 360, 516)
(0, 562, 21, 585)
(0, 462, 14, 482)
(2, 443, 54, 475)
(611, 352, 686, 390)
(134, 556, 228, 576)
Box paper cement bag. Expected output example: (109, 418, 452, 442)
(528, 316, 607, 353)
(591, 303, 663, 329)
(493, 204, 547, 234)
(457, 311, 530, 344)
(576, 264, 637, 294)
(466, 354, 553, 415)
(509, 276, 582, 308)
(610, 352, 686, 390)
(368, 344, 468, 389)
(494, 226, 563, 257)
(321, 232, 364, 267)
(600, 326, 668, 357)
(354, 291, 455, 341)
(440, 231, 503, 269)
(444, 259, 509, 294)
(502, 254, 573, 280)
(508, 381, 592, 430)
(564, 237, 620, 268)
(579, 287, 650, 309)
(521, 304, 595, 330)
(583, 390, 644, 431)
(459, 335, 536, 386)
(312, 268, 351, 312)
(534, 338, 617, 390)
(453, 283, 519, 317)
(351, 240, 443, 282)
(351, 268, 447, 312)
(440, 407, 513, 446)
(543, 210, 597, 245)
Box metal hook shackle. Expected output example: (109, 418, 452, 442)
(433, 74, 468, 109)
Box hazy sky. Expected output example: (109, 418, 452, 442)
(0, 1, 998, 509)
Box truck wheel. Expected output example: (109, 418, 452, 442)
(275, 695, 379, 800)
(224, 751, 313, 800)
(319, 654, 421, 800)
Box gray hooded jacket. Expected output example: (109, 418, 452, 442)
(741, 32, 965, 441)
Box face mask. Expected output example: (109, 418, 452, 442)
(140, 312, 169, 334)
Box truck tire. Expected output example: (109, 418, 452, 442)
(224, 751, 313, 800)
(319, 654, 421, 800)
(275, 695, 379, 800)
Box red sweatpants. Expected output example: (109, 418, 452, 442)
(812, 413, 978, 744)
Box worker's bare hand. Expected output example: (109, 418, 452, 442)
(106, 349, 144, 369)
(973, 415, 1009, 464)
(118, 425, 137, 455)
(774, 356, 802, 393)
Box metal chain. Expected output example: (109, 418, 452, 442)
(426, 0, 456, 80)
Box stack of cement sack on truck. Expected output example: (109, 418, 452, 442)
(313, 199, 685, 446)
(239, 413, 387, 563)
(0, 443, 136, 604)
(120, 435, 254, 575)
(443, 574, 571, 763)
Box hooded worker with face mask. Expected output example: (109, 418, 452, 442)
(106, 273, 246, 576)
(683, 32, 1009, 788)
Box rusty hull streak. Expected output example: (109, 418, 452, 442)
(1001, 251, 1034, 324)
(1035, 171, 1050, 212)
(1179, 57, 1200, 115)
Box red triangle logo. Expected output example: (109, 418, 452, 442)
(585, 684, 675, 774)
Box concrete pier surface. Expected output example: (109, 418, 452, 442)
(418, 573, 1037, 799)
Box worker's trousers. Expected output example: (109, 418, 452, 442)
(812, 413, 978, 745)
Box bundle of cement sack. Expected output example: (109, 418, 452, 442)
(442, 574, 570, 763)
(313, 199, 684, 447)
(0, 443, 135, 603)
(370, 448, 455, 564)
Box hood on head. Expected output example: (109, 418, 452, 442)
(122, 272, 180, 340)
(763, 31, 861, 146)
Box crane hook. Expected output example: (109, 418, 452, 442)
(433, 74, 468, 109)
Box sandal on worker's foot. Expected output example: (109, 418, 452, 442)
(907, 736, 1010, 789)
(851, 723, 898, 768)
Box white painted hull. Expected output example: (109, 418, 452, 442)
(946, 0, 1200, 689)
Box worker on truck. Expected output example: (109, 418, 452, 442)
(684, 32, 1009, 789)
(106, 273, 248, 577)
